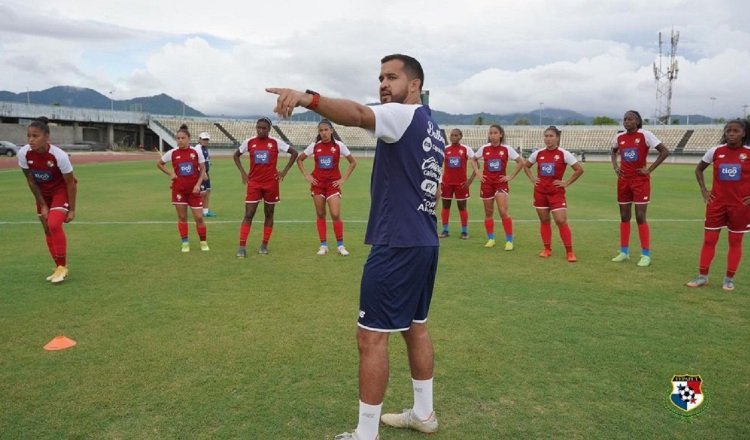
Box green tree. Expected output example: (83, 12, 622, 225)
(592, 116, 618, 125)
(474, 116, 484, 125)
(566, 120, 586, 125)
(514, 118, 530, 125)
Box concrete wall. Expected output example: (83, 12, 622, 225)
(0, 122, 76, 146)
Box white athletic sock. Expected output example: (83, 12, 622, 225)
(203, 208, 208, 215)
(355, 400, 381, 440)
(412, 378, 434, 420)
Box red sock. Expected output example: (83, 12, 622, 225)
(239, 223, 251, 247)
(484, 218, 494, 236)
(459, 209, 469, 228)
(47, 210, 67, 267)
(316, 218, 327, 242)
(619, 221, 631, 249)
(45, 234, 56, 262)
(178, 221, 189, 240)
(727, 232, 744, 278)
(263, 226, 273, 245)
(540, 222, 552, 250)
(501, 216, 513, 239)
(558, 223, 573, 253)
(333, 219, 344, 243)
(698, 230, 720, 275)
(196, 224, 207, 241)
(441, 208, 450, 227)
(637, 222, 650, 252)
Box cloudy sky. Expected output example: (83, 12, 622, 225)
(1, 0, 748, 119)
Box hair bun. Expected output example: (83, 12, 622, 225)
(36, 116, 50, 124)
(179, 123, 189, 130)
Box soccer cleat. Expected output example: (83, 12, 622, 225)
(337, 245, 350, 256)
(380, 408, 438, 434)
(200, 241, 210, 251)
(49, 266, 68, 284)
(258, 244, 269, 255)
(567, 252, 578, 262)
(46, 267, 57, 281)
(484, 238, 496, 248)
(504, 241, 514, 251)
(317, 245, 329, 256)
(204, 210, 216, 217)
(637, 255, 651, 267)
(722, 277, 735, 292)
(611, 252, 629, 262)
(539, 249, 552, 258)
(236, 247, 247, 258)
(334, 432, 374, 440)
(460, 232, 469, 240)
(686, 275, 708, 288)
(438, 231, 450, 238)
(181, 242, 190, 253)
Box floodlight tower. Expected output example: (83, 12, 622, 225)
(653, 29, 679, 125)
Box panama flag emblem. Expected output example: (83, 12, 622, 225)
(669, 375, 705, 414)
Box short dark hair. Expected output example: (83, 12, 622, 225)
(625, 110, 643, 129)
(381, 54, 424, 91)
(28, 116, 50, 134)
(257, 117, 272, 128)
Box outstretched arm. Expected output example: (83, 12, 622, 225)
(266, 88, 376, 130)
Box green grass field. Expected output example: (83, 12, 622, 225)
(1, 156, 748, 439)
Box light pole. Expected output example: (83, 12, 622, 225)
(709, 96, 716, 123)
(538, 102, 544, 126)
(742, 104, 748, 119)
(109, 90, 114, 111)
(26, 87, 30, 105)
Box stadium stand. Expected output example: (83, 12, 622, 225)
(154, 117, 232, 145)
(682, 127, 724, 152)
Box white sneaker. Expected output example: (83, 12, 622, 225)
(337, 245, 350, 256)
(317, 245, 329, 256)
(380, 408, 438, 433)
(49, 266, 68, 284)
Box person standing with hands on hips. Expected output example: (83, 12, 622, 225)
(233, 117, 298, 256)
(297, 119, 357, 256)
(439, 128, 476, 239)
(268, 53, 444, 440)
(18, 117, 78, 283)
(686, 119, 750, 291)
(156, 124, 209, 253)
(610, 110, 670, 266)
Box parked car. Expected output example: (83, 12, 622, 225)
(0, 141, 19, 157)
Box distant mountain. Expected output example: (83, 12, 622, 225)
(0, 86, 205, 117)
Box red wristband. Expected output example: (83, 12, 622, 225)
(305, 90, 320, 110)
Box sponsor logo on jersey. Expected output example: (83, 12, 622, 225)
(540, 163, 555, 177)
(254, 150, 270, 164)
(487, 158, 502, 172)
(178, 162, 194, 176)
(32, 170, 52, 182)
(719, 163, 741, 181)
(420, 179, 438, 195)
(422, 157, 441, 180)
(622, 148, 638, 162)
(318, 155, 334, 169)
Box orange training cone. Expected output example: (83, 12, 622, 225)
(43, 335, 77, 351)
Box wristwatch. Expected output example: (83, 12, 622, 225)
(305, 90, 320, 110)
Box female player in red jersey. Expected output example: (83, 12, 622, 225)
(525, 126, 584, 262)
(233, 117, 298, 256)
(297, 120, 357, 256)
(439, 128, 476, 239)
(610, 110, 670, 267)
(18, 117, 78, 283)
(472, 124, 527, 250)
(686, 119, 750, 291)
(156, 124, 209, 252)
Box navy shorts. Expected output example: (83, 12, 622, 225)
(358, 246, 439, 332)
(200, 176, 211, 192)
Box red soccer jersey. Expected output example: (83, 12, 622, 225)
(527, 147, 578, 193)
(303, 140, 351, 182)
(442, 143, 475, 185)
(17, 144, 73, 196)
(475, 143, 519, 184)
(161, 146, 205, 191)
(612, 129, 661, 178)
(239, 136, 291, 184)
(702, 144, 750, 206)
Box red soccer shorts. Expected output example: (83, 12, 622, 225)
(533, 188, 568, 211)
(480, 181, 509, 199)
(441, 182, 470, 200)
(617, 176, 651, 204)
(704, 202, 750, 233)
(246, 179, 281, 204)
